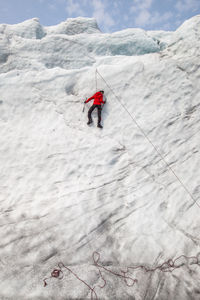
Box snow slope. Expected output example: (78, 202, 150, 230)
(0, 15, 200, 300)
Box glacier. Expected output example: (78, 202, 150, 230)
(0, 15, 200, 300)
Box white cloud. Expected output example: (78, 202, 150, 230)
(130, 0, 174, 29)
(135, 10, 151, 27)
(131, 0, 154, 27)
(134, 10, 173, 28)
(92, 0, 115, 30)
(66, 0, 85, 16)
(131, 0, 173, 28)
(150, 11, 173, 25)
(175, 0, 199, 12)
(131, 0, 154, 12)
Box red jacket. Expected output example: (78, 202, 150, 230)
(85, 92, 105, 105)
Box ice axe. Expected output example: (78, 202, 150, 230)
(82, 97, 87, 112)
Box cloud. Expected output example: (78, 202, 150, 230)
(134, 10, 151, 27)
(92, 0, 115, 30)
(130, 0, 173, 28)
(131, 0, 154, 12)
(65, 0, 85, 16)
(131, 0, 154, 27)
(64, 0, 115, 31)
(134, 10, 173, 28)
(151, 11, 173, 25)
(175, 0, 200, 12)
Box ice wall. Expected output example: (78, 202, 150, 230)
(0, 17, 172, 73)
(0, 15, 200, 300)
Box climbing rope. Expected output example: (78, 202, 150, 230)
(95, 68, 98, 92)
(43, 251, 200, 300)
(96, 68, 200, 209)
(42, 37, 200, 300)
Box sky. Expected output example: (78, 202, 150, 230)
(0, 0, 200, 32)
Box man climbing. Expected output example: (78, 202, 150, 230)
(84, 90, 106, 128)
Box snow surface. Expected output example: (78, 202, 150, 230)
(0, 15, 200, 300)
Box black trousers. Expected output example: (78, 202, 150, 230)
(88, 105, 102, 124)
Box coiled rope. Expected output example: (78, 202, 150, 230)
(43, 251, 200, 299)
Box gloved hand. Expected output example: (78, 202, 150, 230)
(84, 100, 87, 103)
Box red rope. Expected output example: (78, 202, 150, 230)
(43, 252, 200, 299)
(125, 254, 200, 274)
(92, 251, 138, 287)
(97, 269, 106, 289)
(43, 261, 98, 300)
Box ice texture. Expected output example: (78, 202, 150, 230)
(46, 17, 101, 35)
(0, 15, 200, 300)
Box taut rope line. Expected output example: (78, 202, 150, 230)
(96, 68, 200, 209)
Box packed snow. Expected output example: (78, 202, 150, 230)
(0, 15, 200, 300)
